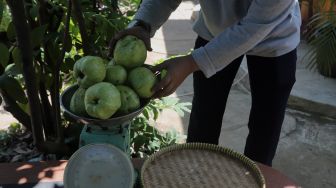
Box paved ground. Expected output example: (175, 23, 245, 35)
(1, 1, 335, 188)
(0, 107, 18, 129)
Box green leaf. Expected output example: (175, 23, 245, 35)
(173, 106, 185, 117)
(305, 13, 336, 75)
(29, 6, 38, 20)
(6, 22, 16, 41)
(153, 107, 159, 120)
(64, 35, 72, 52)
(142, 108, 150, 120)
(180, 106, 191, 113)
(0, 0, 4, 25)
(17, 102, 30, 115)
(42, 73, 53, 89)
(126, 10, 136, 17)
(49, 15, 60, 31)
(0, 74, 27, 104)
(133, 135, 148, 152)
(46, 41, 60, 65)
(61, 57, 75, 73)
(0, 129, 10, 145)
(11, 47, 23, 71)
(144, 125, 155, 133)
(149, 140, 160, 148)
(4, 63, 22, 76)
(31, 24, 48, 48)
(162, 97, 179, 106)
(69, 19, 79, 39)
(8, 122, 22, 135)
(0, 42, 9, 68)
(32, 64, 41, 85)
(176, 103, 191, 113)
(177, 102, 192, 106)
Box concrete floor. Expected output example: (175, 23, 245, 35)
(155, 83, 336, 188)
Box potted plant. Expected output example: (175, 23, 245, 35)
(304, 0, 336, 78)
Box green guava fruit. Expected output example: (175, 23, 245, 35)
(84, 82, 121, 119)
(114, 35, 147, 69)
(128, 67, 156, 98)
(73, 56, 106, 88)
(105, 64, 127, 85)
(70, 87, 87, 117)
(116, 85, 140, 114)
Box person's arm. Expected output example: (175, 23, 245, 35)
(192, 0, 298, 78)
(151, 0, 298, 98)
(133, 0, 182, 37)
(110, 0, 182, 53)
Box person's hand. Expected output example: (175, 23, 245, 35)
(151, 55, 199, 98)
(109, 26, 152, 56)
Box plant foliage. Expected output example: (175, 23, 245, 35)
(0, 0, 192, 158)
(131, 97, 190, 158)
(0, 0, 140, 154)
(304, 0, 336, 77)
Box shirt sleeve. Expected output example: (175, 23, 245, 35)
(133, 0, 182, 37)
(191, 0, 296, 78)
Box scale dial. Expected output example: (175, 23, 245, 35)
(64, 144, 134, 188)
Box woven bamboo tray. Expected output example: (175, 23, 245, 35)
(141, 143, 266, 188)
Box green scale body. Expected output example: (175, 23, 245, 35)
(79, 123, 131, 155)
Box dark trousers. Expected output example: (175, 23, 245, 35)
(187, 37, 297, 166)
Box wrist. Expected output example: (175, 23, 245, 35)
(185, 55, 199, 73)
(127, 19, 151, 34)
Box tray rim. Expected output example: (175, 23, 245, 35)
(140, 143, 266, 188)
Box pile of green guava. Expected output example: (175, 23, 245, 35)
(69, 35, 159, 120)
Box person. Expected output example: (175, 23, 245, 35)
(110, 0, 301, 166)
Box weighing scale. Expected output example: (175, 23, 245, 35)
(61, 85, 149, 153)
(60, 85, 149, 188)
(60, 85, 266, 188)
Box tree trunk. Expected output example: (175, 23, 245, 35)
(39, 83, 56, 136)
(72, 0, 92, 55)
(6, 0, 45, 147)
(53, 0, 73, 143)
(37, 0, 60, 138)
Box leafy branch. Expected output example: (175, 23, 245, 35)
(0, 0, 142, 157)
(5, 0, 72, 154)
(130, 97, 190, 158)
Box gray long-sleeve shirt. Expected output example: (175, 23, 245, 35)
(134, 0, 301, 78)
